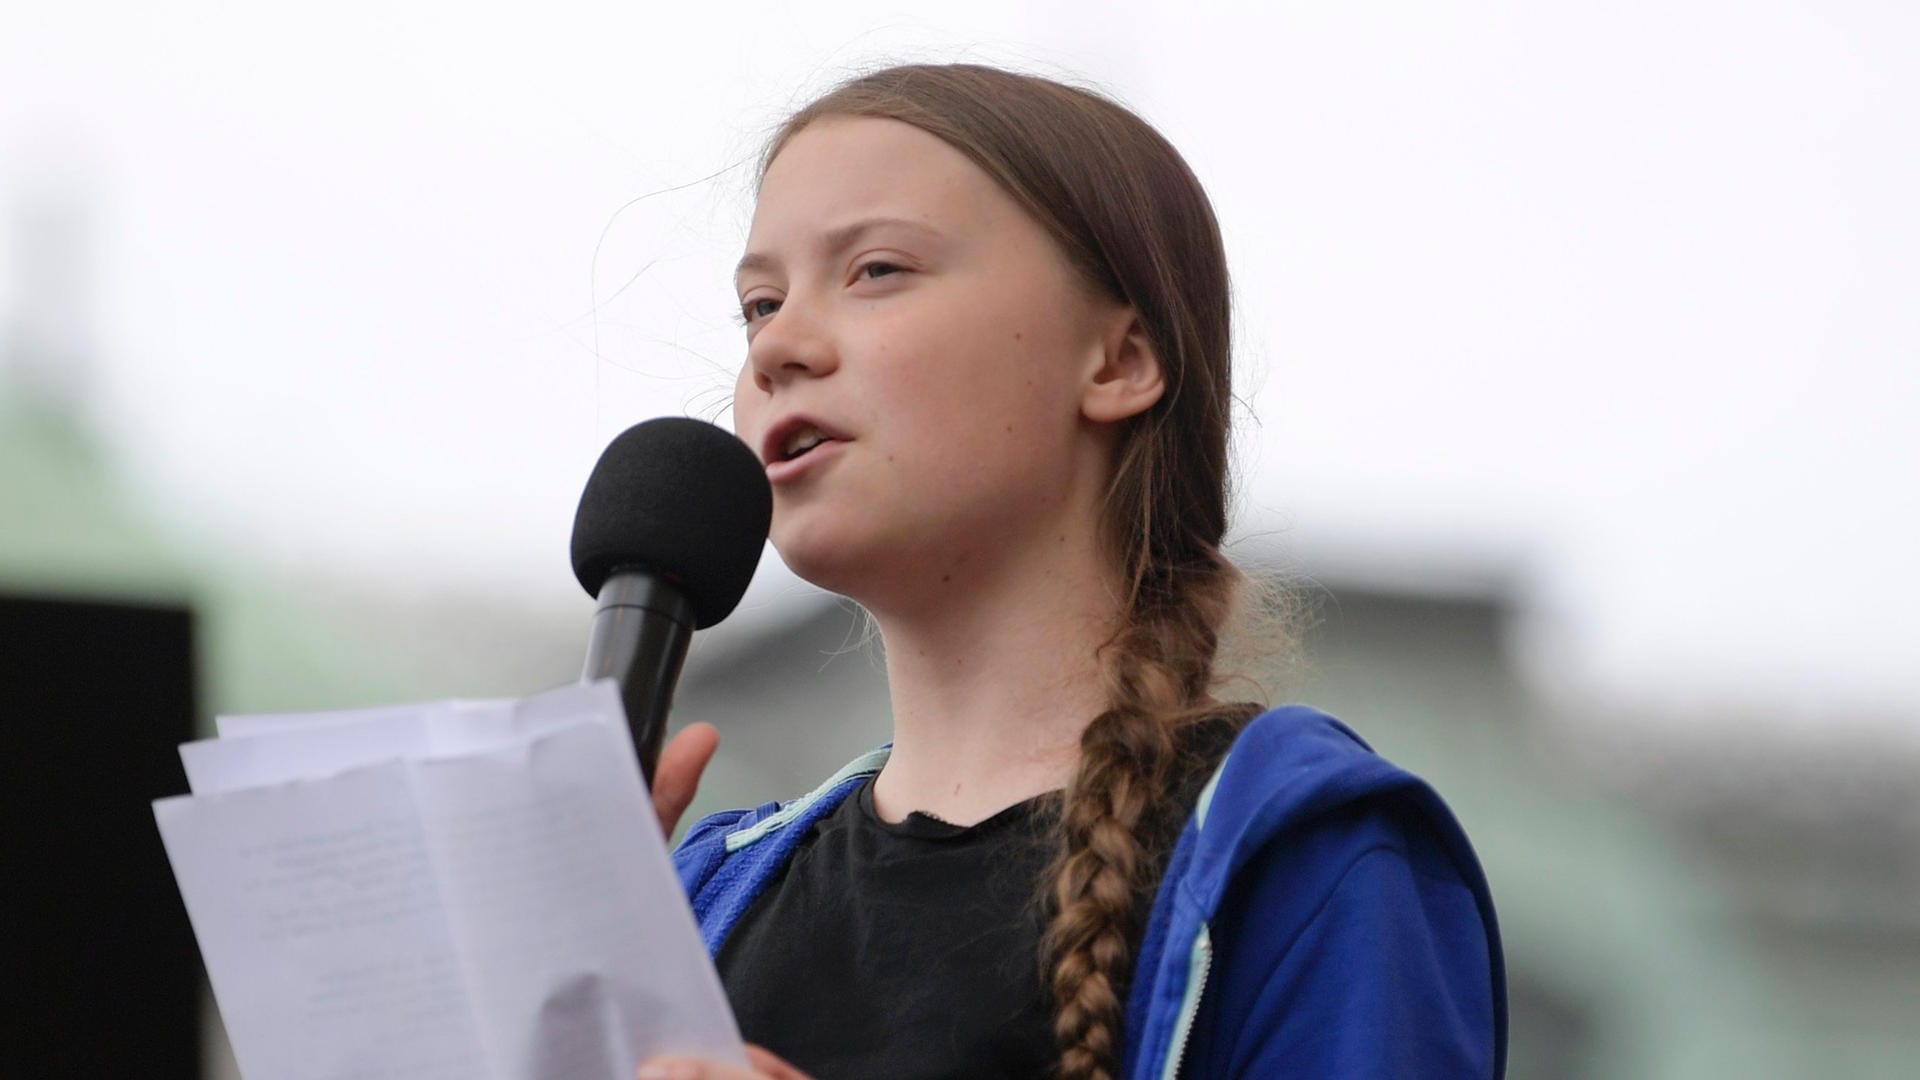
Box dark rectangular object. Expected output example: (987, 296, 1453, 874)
(0, 592, 201, 1080)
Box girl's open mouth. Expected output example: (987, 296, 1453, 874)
(764, 432, 847, 484)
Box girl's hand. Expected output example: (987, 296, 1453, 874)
(652, 722, 720, 837)
(637, 1045, 813, 1080)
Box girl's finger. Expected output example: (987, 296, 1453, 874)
(744, 1045, 814, 1079)
(651, 722, 720, 836)
(634, 1048, 812, 1080)
(634, 1056, 748, 1080)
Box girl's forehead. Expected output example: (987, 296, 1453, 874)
(751, 117, 1002, 237)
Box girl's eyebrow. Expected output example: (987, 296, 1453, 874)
(735, 216, 944, 285)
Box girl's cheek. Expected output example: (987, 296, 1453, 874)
(732, 371, 765, 434)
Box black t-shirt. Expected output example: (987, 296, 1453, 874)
(716, 778, 1060, 1079)
(714, 712, 1250, 1079)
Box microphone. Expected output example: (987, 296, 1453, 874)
(570, 417, 772, 785)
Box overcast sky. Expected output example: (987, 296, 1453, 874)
(3, 1, 1915, 730)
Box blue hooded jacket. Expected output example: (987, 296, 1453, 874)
(673, 706, 1507, 1078)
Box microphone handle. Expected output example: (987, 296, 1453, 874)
(582, 571, 695, 786)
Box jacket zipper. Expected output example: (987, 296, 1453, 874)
(1158, 926, 1213, 1080)
(1158, 755, 1230, 1079)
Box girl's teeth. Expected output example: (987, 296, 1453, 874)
(783, 430, 826, 459)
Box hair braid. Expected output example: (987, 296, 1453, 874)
(1045, 703, 1171, 1078)
(1043, 553, 1247, 1080)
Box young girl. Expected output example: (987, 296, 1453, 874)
(639, 64, 1505, 1080)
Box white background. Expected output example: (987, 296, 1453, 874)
(3, 1, 1915, 730)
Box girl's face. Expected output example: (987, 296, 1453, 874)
(733, 117, 1130, 606)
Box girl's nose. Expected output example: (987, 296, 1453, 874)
(745, 302, 838, 393)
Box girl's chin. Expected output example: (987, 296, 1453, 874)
(770, 530, 875, 595)
(771, 526, 929, 606)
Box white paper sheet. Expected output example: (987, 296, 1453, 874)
(155, 680, 745, 1080)
(155, 761, 487, 1080)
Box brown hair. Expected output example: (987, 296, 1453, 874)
(761, 63, 1268, 1080)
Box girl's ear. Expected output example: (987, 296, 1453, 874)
(1080, 310, 1165, 423)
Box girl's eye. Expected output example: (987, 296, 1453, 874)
(858, 261, 903, 280)
(737, 297, 781, 325)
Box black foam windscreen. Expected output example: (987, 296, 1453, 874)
(570, 417, 772, 629)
